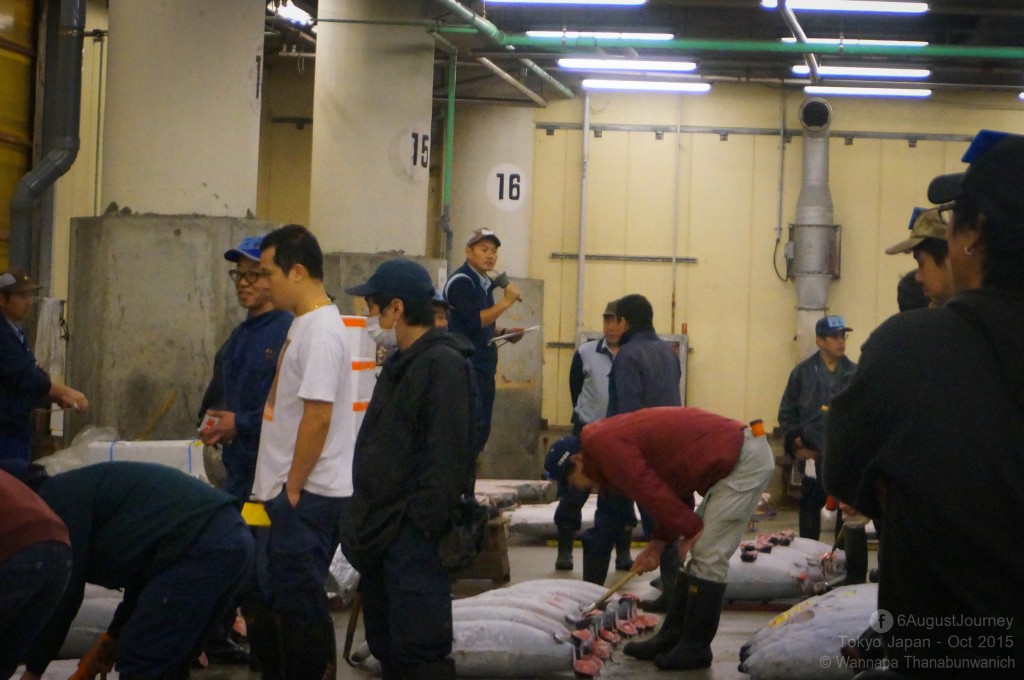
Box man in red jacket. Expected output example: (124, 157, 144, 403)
(545, 406, 773, 671)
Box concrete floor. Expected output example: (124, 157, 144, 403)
(34, 507, 870, 680)
(186, 506, 867, 680)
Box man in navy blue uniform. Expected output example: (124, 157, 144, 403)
(196, 236, 292, 666)
(582, 294, 682, 605)
(198, 236, 293, 500)
(443, 228, 522, 458)
(0, 269, 88, 464)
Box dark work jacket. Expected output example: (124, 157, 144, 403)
(824, 289, 1024, 668)
(607, 328, 681, 417)
(340, 329, 476, 571)
(25, 462, 238, 673)
(0, 319, 51, 463)
(777, 350, 856, 435)
(198, 309, 292, 499)
(444, 261, 497, 374)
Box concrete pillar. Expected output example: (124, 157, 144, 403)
(451, 106, 534, 277)
(101, 0, 263, 216)
(310, 0, 434, 255)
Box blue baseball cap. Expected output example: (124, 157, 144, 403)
(815, 315, 852, 337)
(345, 259, 435, 301)
(543, 435, 580, 482)
(224, 236, 263, 263)
(927, 130, 1024, 220)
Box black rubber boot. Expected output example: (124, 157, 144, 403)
(654, 575, 726, 671)
(279, 617, 337, 680)
(555, 525, 576, 571)
(623, 570, 689, 661)
(244, 603, 284, 680)
(640, 542, 679, 613)
(404, 659, 457, 680)
(614, 526, 634, 571)
(582, 551, 611, 586)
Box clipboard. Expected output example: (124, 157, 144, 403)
(490, 325, 539, 344)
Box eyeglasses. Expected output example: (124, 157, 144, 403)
(936, 201, 957, 225)
(228, 269, 267, 285)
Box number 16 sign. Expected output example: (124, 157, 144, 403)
(486, 163, 528, 212)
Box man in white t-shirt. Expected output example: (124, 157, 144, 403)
(250, 224, 352, 680)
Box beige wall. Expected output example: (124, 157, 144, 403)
(532, 84, 1024, 428)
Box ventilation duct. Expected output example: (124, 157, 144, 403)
(787, 97, 841, 359)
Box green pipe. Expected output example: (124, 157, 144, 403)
(434, 0, 574, 98)
(498, 34, 1024, 60)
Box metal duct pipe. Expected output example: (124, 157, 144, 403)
(791, 97, 835, 359)
(9, 0, 85, 271)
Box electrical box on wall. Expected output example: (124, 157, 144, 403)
(784, 223, 842, 280)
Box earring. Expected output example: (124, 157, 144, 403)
(964, 246, 974, 256)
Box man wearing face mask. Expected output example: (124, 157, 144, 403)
(444, 228, 523, 457)
(342, 259, 476, 680)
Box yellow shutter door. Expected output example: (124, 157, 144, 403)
(0, 0, 35, 269)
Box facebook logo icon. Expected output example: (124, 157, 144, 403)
(870, 609, 894, 634)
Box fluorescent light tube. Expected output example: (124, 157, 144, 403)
(582, 79, 711, 93)
(804, 85, 931, 97)
(781, 37, 928, 47)
(793, 64, 930, 78)
(269, 0, 314, 26)
(762, 1, 928, 13)
(527, 30, 674, 41)
(489, 0, 646, 5)
(560, 58, 697, 72)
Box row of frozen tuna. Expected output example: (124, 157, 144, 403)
(352, 579, 659, 678)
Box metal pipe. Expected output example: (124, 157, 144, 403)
(432, 33, 458, 273)
(534, 121, 974, 145)
(669, 96, 683, 332)
(495, 34, 1024, 60)
(575, 92, 591, 342)
(779, 2, 819, 83)
(552, 252, 698, 265)
(476, 58, 547, 107)
(9, 0, 85, 271)
(434, 0, 575, 98)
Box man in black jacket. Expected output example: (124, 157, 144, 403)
(342, 260, 476, 680)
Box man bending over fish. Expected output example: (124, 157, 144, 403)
(544, 406, 773, 671)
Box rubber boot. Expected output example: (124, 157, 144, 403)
(404, 659, 457, 680)
(244, 603, 284, 680)
(555, 525, 575, 571)
(279, 617, 337, 680)
(623, 570, 689, 661)
(654, 575, 726, 671)
(640, 542, 679, 613)
(582, 551, 611, 586)
(614, 526, 634, 571)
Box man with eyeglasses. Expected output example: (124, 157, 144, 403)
(195, 236, 292, 667)
(885, 206, 955, 307)
(0, 268, 88, 464)
(777, 315, 856, 540)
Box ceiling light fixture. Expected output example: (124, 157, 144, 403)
(804, 85, 931, 97)
(489, 0, 646, 5)
(560, 58, 697, 72)
(583, 79, 711, 93)
(527, 30, 675, 41)
(762, 1, 928, 13)
(781, 37, 928, 47)
(268, 1, 313, 26)
(793, 64, 930, 78)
